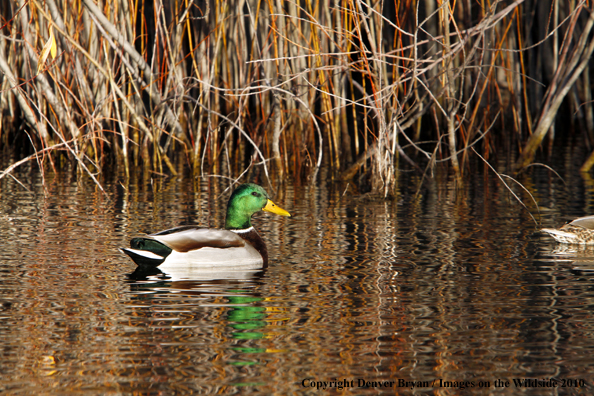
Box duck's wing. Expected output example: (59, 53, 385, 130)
(149, 226, 246, 252)
(567, 215, 594, 230)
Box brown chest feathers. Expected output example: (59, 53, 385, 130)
(234, 227, 268, 265)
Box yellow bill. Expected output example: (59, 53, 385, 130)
(263, 199, 291, 217)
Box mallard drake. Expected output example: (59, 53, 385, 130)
(120, 183, 291, 268)
(541, 215, 594, 244)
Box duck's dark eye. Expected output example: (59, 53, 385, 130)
(252, 192, 260, 197)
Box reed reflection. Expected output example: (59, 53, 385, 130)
(125, 268, 287, 392)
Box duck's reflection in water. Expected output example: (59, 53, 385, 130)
(128, 263, 266, 282)
(125, 264, 277, 389)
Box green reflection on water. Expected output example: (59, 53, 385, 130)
(232, 347, 267, 353)
(231, 382, 267, 387)
(228, 361, 260, 366)
(226, 295, 267, 338)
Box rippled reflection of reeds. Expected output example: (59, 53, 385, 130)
(2, 170, 594, 393)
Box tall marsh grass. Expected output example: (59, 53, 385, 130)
(1, 0, 594, 194)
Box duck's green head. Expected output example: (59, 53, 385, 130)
(225, 183, 291, 230)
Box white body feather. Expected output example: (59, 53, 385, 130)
(159, 245, 263, 269)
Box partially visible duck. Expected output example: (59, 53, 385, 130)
(121, 183, 291, 268)
(541, 215, 594, 244)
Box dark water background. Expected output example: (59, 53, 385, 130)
(1, 159, 594, 395)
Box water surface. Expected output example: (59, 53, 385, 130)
(1, 167, 594, 395)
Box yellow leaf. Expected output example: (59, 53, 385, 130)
(50, 29, 57, 59)
(37, 25, 57, 74)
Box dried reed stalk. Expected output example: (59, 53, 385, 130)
(0, 0, 593, 194)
